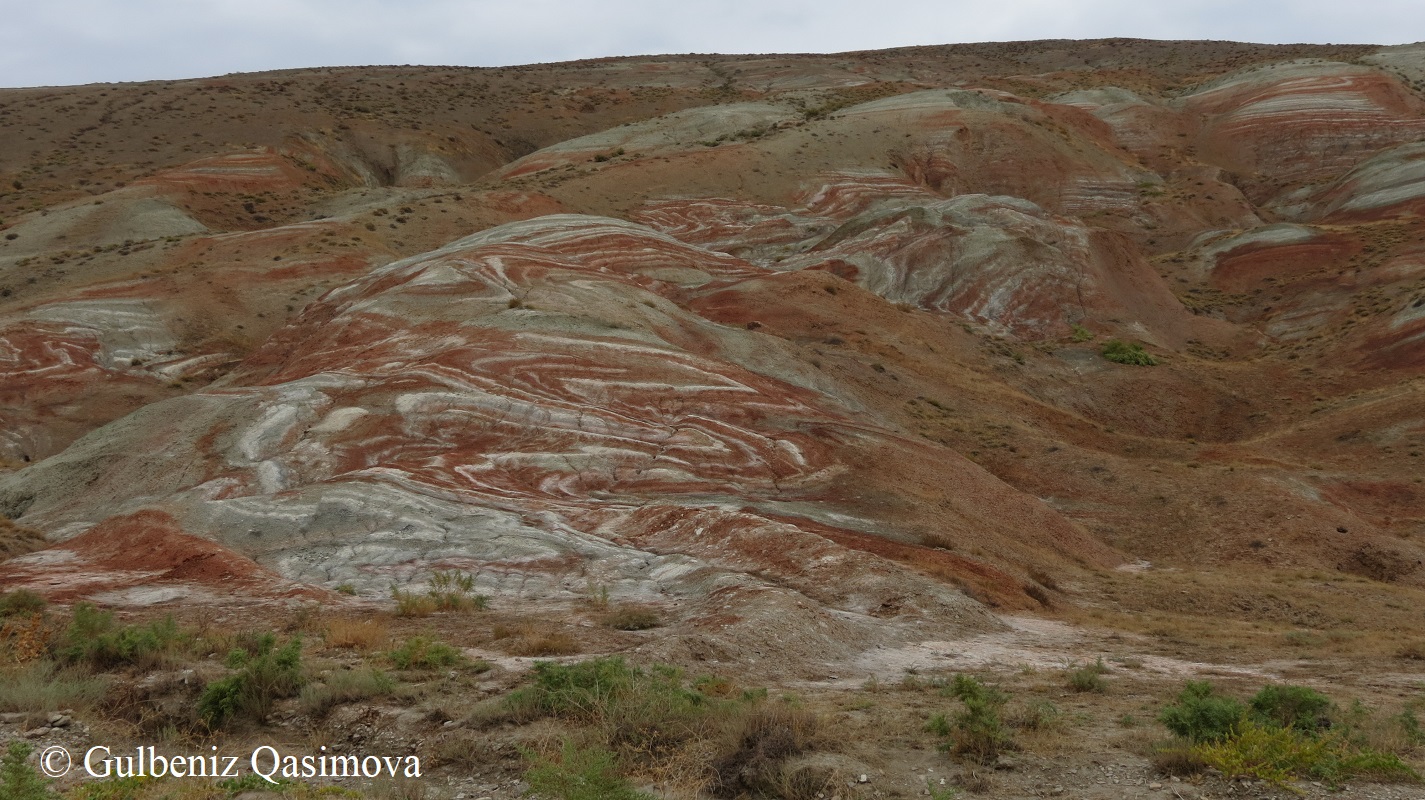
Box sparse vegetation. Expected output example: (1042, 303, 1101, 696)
(57, 604, 186, 671)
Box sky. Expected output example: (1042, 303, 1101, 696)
(2, 0, 1423, 89)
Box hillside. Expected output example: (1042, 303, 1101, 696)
(3, 38, 1425, 799)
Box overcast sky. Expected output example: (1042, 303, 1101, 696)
(2, 0, 1422, 89)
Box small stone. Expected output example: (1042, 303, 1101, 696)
(1150, 782, 1163, 790)
(858, 773, 869, 783)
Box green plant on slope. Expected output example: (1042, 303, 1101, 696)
(1, 741, 55, 800)
(1100, 339, 1157, 366)
(198, 633, 304, 727)
(57, 603, 186, 670)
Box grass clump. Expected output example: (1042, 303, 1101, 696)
(1101, 339, 1158, 366)
(1065, 657, 1109, 693)
(197, 633, 304, 728)
(388, 635, 464, 670)
(392, 570, 488, 616)
(0, 590, 46, 618)
(0, 660, 106, 713)
(1, 741, 55, 800)
(599, 604, 660, 631)
(57, 604, 186, 671)
(523, 739, 653, 800)
(324, 617, 389, 651)
(0, 518, 47, 560)
(299, 666, 396, 717)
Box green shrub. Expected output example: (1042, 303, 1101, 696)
(522, 739, 653, 800)
(388, 635, 464, 670)
(1101, 339, 1158, 366)
(197, 633, 304, 727)
(57, 604, 185, 670)
(1, 741, 55, 800)
(1159, 681, 1245, 744)
(0, 590, 46, 618)
(933, 675, 1013, 764)
(1070, 324, 1094, 343)
(1249, 684, 1332, 734)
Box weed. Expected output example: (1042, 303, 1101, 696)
(1192, 719, 1419, 787)
(1069, 324, 1094, 342)
(1101, 339, 1158, 366)
(429, 570, 488, 611)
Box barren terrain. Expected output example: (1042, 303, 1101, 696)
(2, 38, 1425, 800)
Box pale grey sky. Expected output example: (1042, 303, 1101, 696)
(2, 0, 1422, 88)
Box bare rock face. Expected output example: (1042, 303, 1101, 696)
(4, 39, 1425, 669)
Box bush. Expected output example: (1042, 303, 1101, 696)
(0, 590, 46, 618)
(1159, 681, 1245, 744)
(57, 604, 186, 671)
(1101, 339, 1158, 366)
(523, 739, 653, 800)
(1, 741, 55, 800)
(932, 675, 1014, 764)
(197, 634, 304, 727)
(388, 636, 464, 670)
(1249, 684, 1332, 734)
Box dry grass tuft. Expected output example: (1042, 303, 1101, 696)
(0, 518, 46, 560)
(494, 624, 580, 656)
(324, 617, 389, 651)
